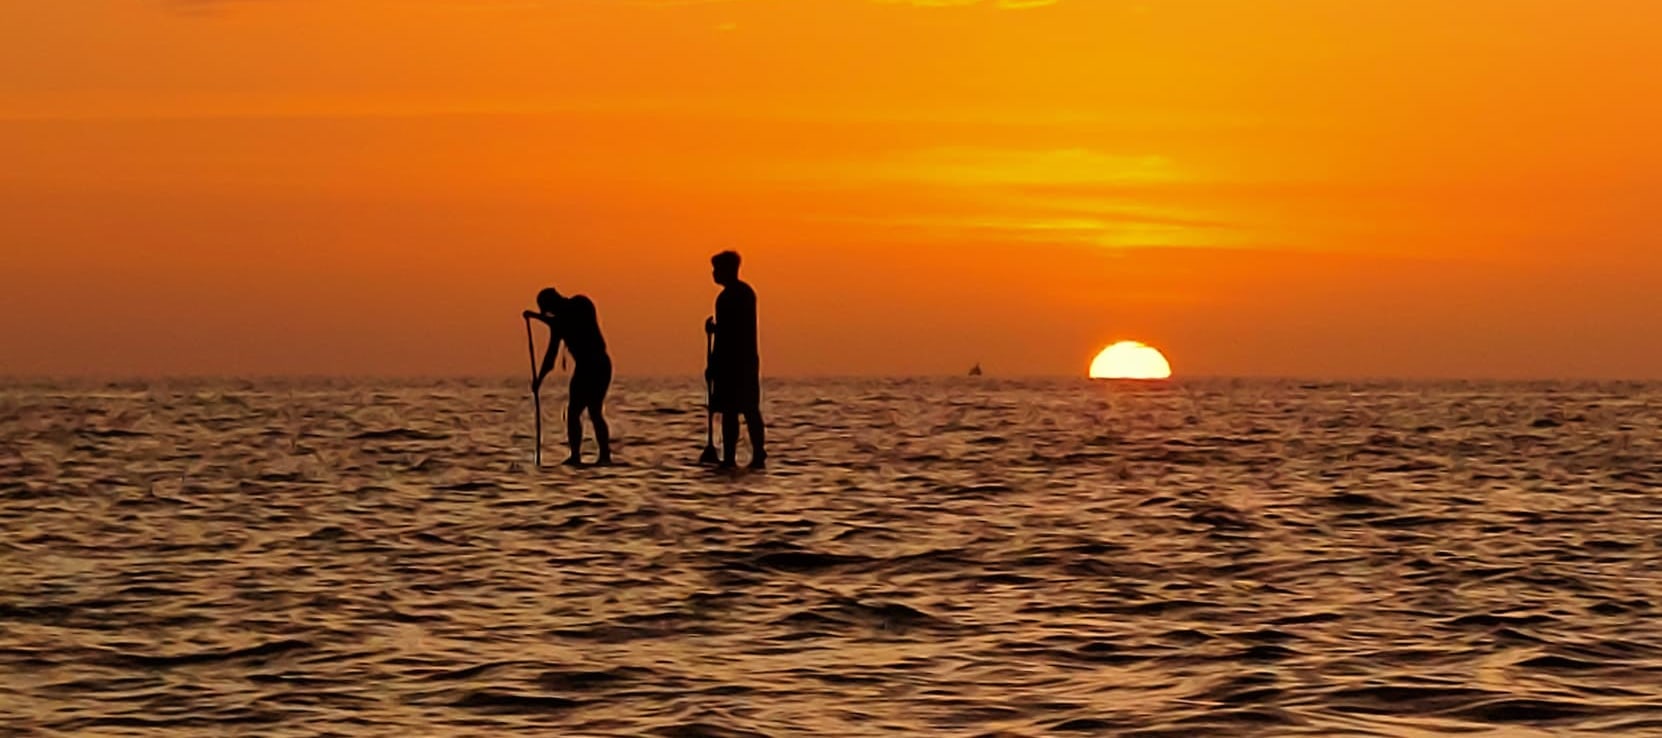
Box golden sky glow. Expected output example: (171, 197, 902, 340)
(4, 0, 1661, 377)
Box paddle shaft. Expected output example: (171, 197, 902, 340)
(525, 316, 542, 467)
(705, 329, 716, 447)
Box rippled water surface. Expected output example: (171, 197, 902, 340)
(5, 378, 1662, 736)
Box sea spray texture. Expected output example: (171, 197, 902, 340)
(3, 378, 1662, 735)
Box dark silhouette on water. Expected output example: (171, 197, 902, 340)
(968, 362, 983, 377)
(706, 251, 766, 470)
(524, 287, 612, 466)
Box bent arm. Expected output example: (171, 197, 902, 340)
(536, 333, 562, 387)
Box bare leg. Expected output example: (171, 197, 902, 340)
(590, 400, 611, 465)
(721, 411, 740, 469)
(565, 395, 585, 465)
(745, 408, 767, 468)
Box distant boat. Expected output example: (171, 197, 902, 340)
(968, 362, 983, 377)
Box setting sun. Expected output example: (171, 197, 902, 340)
(1089, 341, 1173, 380)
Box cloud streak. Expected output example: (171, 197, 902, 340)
(874, 0, 1058, 7)
(165, 0, 1061, 11)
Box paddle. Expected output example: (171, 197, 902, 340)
(700, 321, 720, 465)
(524, 315, 542, 468)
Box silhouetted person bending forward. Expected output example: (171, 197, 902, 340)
(706, 251, 767, 469)
(524, 287, 612, 466)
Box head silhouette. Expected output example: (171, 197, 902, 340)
(536, 287, 565, 314)
(711, 251, 741, 286)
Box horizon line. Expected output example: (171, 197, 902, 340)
(2, 373, 1658, 385)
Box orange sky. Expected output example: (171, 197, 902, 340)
(3, 0, 1660, 378)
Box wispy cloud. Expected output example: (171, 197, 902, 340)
(163, 0, 270, 12)
(858, 147, 1181, 187)
(165, 0, 1062, 11)
(829, 212, 1239, 250)
(874, 0, 1058, 7)
(759, 145, 1264, 251)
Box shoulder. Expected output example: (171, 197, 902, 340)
(718, 285, 754, 307)
(561, 296, 596, 323)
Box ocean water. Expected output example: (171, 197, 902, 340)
(3, 377, 1662, 737)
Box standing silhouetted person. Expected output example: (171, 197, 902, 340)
(524, 287, 612, 466)
(706, 251, 766, 469)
